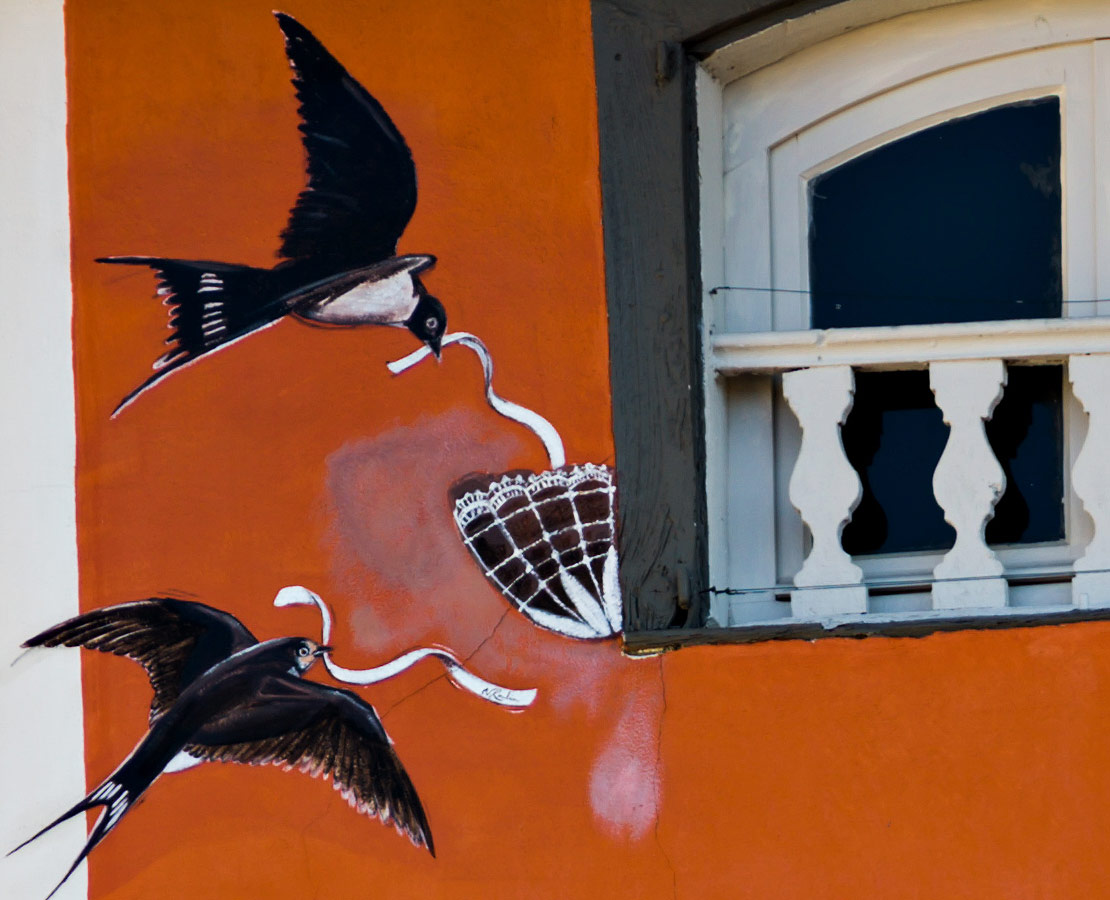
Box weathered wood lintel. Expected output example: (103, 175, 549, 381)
(621, 606, 1110, 655)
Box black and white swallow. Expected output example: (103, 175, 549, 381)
(100, 12, 447, 416)
(11, 598, 433, 900)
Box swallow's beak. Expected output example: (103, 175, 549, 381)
(314, 645, 333, 657)
(429, 336, 442, 362)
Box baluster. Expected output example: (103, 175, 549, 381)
(1069, 354, 1110, 608)
(782, 365, 867, 617)
(929, 359, 1008, 609)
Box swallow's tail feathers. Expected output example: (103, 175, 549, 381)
(10, 776, 134, 899)
(97, 257, 277, 416)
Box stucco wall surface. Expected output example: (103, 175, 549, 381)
(46, 1, 1110, 899)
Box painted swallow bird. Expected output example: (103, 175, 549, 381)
(12, 598, 433, 899)
(101, 12, 447, 416)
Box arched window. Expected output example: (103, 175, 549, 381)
(699, 0, 1110, 628)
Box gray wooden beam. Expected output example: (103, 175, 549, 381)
(622, 607, 1110, 654)
(590, 0, 849, 631)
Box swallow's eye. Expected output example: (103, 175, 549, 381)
(297, 645, 311, 657)
(425, 316, 438, 333)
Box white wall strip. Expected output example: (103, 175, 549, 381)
(0, 2, 86, 898)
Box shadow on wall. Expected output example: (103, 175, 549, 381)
(325, 407, 525, 655)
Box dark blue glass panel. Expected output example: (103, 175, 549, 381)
(985, 366, 1065, 545)
(809, 99, 1065, 554)
(841, 371, 953, 555)
(809, 98, 1061, 328)
(841, 368, 1065, 556)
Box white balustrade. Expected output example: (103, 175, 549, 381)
(706, 318, 1110, 626)
(781, 365, 867, 617)
(928, 360, 1008, 610)
(1070, 353, 1110, 608)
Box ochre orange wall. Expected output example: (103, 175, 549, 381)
(66, 2, 1110, 898)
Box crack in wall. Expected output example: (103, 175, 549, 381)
(296, 791, 333, 900)
(379, 607, 514, 721)
(652, 654, 677, 899)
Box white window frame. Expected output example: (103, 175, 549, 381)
(698, 0, 1110, 627)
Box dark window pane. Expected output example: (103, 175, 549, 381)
(809, 98, 1061, 328)
(841, 371, 953, 555)
(841, 367, 1065, 556)
(809, 98, 1065, 554)
(984, 366, 1065, 545)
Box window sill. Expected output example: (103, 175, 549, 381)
(711, 315, 1110, 375)
(621, 603, 1110, 655)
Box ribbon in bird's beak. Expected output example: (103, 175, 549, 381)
(388, 331, 565, 469)
(274, 586, 537, 708)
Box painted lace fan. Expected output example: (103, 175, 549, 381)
(389, 334, 622, 640)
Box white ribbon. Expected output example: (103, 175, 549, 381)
(388, 331, 566, 469)
(273, 586, 537, 708)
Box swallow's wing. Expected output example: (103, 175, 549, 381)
(23, 599, 258, 720)
(186, 675, 433, 855)
(274, 13, 418, 277)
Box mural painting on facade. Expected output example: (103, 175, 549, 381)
(272, 585, 537, 708)
(15, 591, 536, 898)
(12, 5, 667, 897)
(14, 598, 431, 899)
(323, 405, 660, 847)
(100, 13, 447, 417)
(390, 334, 622, 640)
(384, 337, 650, 839)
